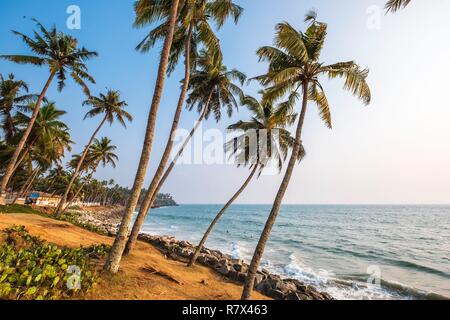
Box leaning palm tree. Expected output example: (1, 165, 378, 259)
(129, 0, 243, 256)
(66, 137, 118, 209)
(0, 20, 97, 195)
(55, 89, 131, 217)
(241, 13, 371, 300)
(385, 0, 411, 13)
(0, 74, 37, 143)
(124, 49, 246, 254)
(188, 94, 305, 267)
(104, 0, 180, 274)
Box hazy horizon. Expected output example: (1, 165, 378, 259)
(2, 0, 450, 205)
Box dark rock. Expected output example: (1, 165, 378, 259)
(237, 272, 247, 283)
(267, 289, 285, 300)
(232, 263, 243, 272)
(216, 264, 230, 276)
(207, 256, 219, 267)
(254, 273, 264, 287)
(285, 291, 301, 300)
(228, 270, 239, 281)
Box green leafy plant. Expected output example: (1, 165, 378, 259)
(0, 225, 109, 300)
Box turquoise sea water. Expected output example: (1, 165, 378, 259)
(138, 205, 450, 300)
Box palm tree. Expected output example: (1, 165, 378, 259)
(126, 0, 243, 256)
(55, 89, 131, 217)
(385, 0, 411, 13)
(0, 20, 97, 195)
(12, 102, 72, 174)
(0, 74, 37, 142)
(45, 165, 70, 196)
(66, 137, 118, 209)
(104, 0, 180, 274)
(241, 13, 371, 300)
(124, 49, 246, 254)
(188, 93, 305, 266)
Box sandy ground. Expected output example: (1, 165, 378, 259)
(0, 213, 268, 300)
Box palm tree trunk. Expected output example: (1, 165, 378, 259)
(12, 137, 38, 173)
(188, 164, 258, 267)
(0, 71, 56, 195)
(64, 169, 95, 211)
(13, 167, 40, 204)
(21, 169, 39, 197)
(11, 167, 38, 204)
(124, 91, 212, 254)
(123, 25, 194, 255)
(103, 0, 180, 274)
(5, 113, 17, 141)
(241, 82, 309, 300)
(55, 115, 107, 217)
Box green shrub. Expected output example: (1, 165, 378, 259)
(0, 225, 110, 300)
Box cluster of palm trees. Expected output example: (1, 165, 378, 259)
(0, 21, 132, 211)
(102, 0, 371, 301)
(1, 0, 412, 300)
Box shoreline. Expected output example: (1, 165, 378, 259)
(70, 205, 333, 300)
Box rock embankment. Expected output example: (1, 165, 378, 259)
(138, 234, 334, 301)
(70, 207, 333, 300)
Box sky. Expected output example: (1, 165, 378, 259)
(1, 0, 450, 205)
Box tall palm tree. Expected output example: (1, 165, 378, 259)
(124, 49, 245, 254)
(104, 0, 181, 274)
(385, 0, 411, 12)
(55, 89, 131, 217)
(188, 94, 305, 266)
(0, 20, 97, 195)
(127, 0, 243, 256)
(0, 74, 37, 142)
(66, 137, 118, 209)
(241, 13, 371, 300)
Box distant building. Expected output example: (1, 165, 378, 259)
(25, 192, 62, 207)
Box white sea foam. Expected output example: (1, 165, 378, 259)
(278, 253, 406, 300)
(230, 242, 242, 259)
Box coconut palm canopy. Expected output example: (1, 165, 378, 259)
(0, 74, 38, 142)
(187, 49, 246, 121)
(135, 0, 243, 73)
(14, 102, 73, 161)
(83, 90, 133, 128)
(0, 20, 97, 95)
(254, 11, 371, 130)
(226, 94, 305, 174)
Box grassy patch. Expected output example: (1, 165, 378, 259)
(0, 225, 110, 300)
(0, 204, 41, 215)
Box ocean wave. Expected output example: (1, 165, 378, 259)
(276, 253, 449, 300)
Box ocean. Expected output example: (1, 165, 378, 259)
(138, 204, 450, 300)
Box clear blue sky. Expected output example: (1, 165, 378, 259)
(2, 0, 450, 204)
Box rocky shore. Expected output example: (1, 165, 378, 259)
(71, 207, 334, 301)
